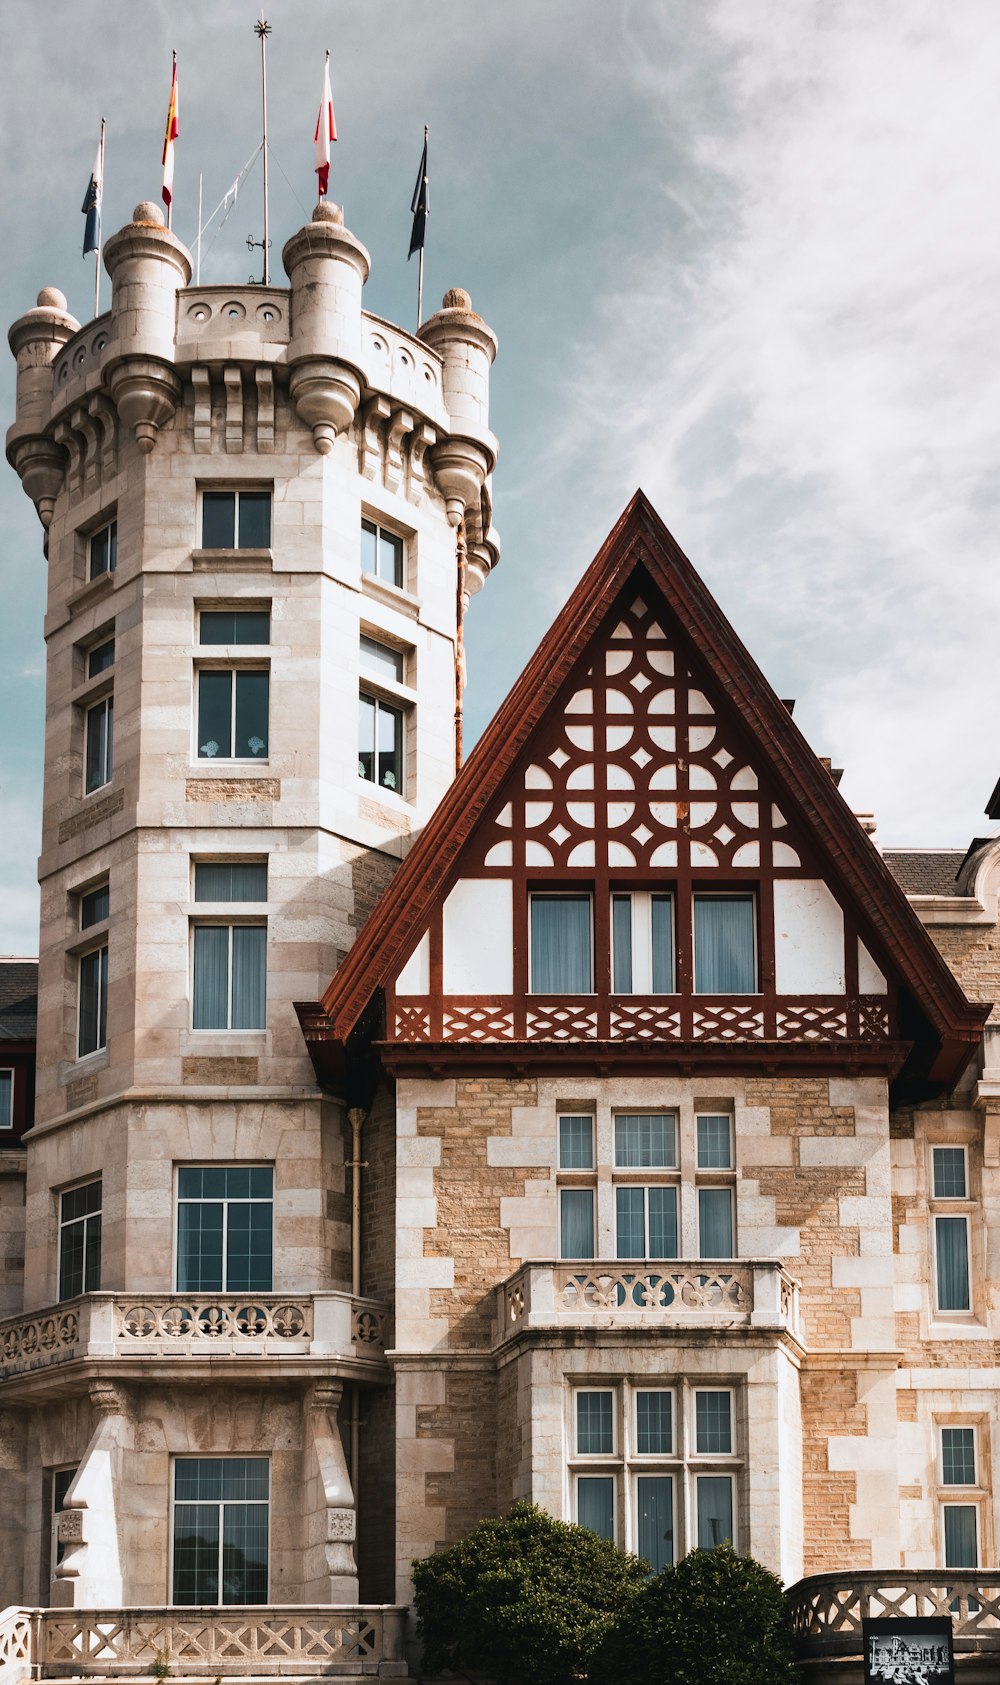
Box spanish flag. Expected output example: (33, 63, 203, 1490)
(313, 50, 337, 198)
(162, 52, 179, 214)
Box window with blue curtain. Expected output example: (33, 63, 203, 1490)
(0, 1069, 11, 1131)
(193, 925, 266, 1031)
(935, 1216, 970, 1311)
(696, 1475, 734, 1548)
(693, 895, 756, 993)
(944, 1504, 977, 1568)
(560, 1188, 594, 1259)
(637, 1476, 674, 1570)
(611, 895, 633, 991)
(576, 1476, 614, 1541)
(698, 1187, 734, 1259)
(616, 1186, 678, 1259)
(530, 895, 592, 992)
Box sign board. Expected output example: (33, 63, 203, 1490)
(863, 1617, 954, 1684)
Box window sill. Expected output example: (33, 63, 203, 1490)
(192, 548, 273, 570)
(360, 572, 421, 620)
(190, 760, 272, 771)
(357, 780, 414, 814)
(67, 571, 115, 616)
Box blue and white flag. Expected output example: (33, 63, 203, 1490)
(81, 128, 104, 257)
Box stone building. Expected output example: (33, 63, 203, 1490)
(1, 190, 998, 1681)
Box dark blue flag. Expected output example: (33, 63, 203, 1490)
(408, 132, 428, 261)
(82, 133, 103, 258)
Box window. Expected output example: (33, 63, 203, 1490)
(87, 637, 115, 678)
(569, 1381, 739, 1564)
(616, 1186, 678, 1259)
(611, 892, 674, 993)
(530, 895, 593, 993)
(172, 1457, 269, 1604)
(559, 1115, 594, 1170)
(176, 1166, 273, 1292)
(615, 1113, 676, 1169)
(360, 634, 404, 683)
(84, 695, 113, 792)
(933, 1146, 967, 1199)
(194, 861, 267, 903)
(931, 1149, 972, 1315)
(943, 1505, 978, 1568)
(201, 490, 271, 549)
(697, 1114, 732, 1170)
(941, 1427, 976, 1487)
(358, 693, 402, 793)
(80, 882, 109, 928)
(58, 1180, 102, 1300)
(78, 944, 108, 1057)
(698, 1187, 734, 1259)
(361, 516, 404, 587)
(192, 928, 266, 1030)
(0, 1069, 12, 1131)
(88, 519, 117, 580)
(693, 894, 756, 993)
(200, 610, 271, 645)
(560, 1187, 595, 1259)
(197, 674, 268, 760)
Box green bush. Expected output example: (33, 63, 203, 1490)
(411, 1501, 647, 1685)
(591, 1542, 799, 1685)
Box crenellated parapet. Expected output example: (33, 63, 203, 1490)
(7, 197, 501, 571)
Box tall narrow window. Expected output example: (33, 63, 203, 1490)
(88, 519, 117, 580)
(616, 1186, 678, 1259)
(698, 1187, 734, 1259)
(192, 927, 266, 1030)
(58, 1180, 102, 1300)
(361, 517, 404, 587)
(84, 695, 113, 792)
(696, 1476, 734, 1548)
(943, 1505, 978, 1569)
(941, 1427, 976, 1487)
(177, 1166, 274, 1293)
(933, 1147, 967, 1199)
(637, 1477, 674, 1571)
(693, 895, 756, 993)
(935, 1218, 971, 1312)
(78, 945, 108, 1057)
(0, 1070, 12, 1131)
(172, 1458, 269, 1604)
(695, 1391, 733, 1455)
(697, 1115, 732, 1170)
(560, 1188, 594, 1259)
(530, 895, 593, 993)
(611, 892, 675, 993)
(358, 693, 402, 793)
(201, 491, 272, 549)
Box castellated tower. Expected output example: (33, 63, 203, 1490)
(2, 196, 497, 1627)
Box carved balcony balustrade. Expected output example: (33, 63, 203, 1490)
(0, 1604, 409, 1682)
(788, 1571, 1000, 1665)
(495, 1259, 802, 1347)
(0, 1291, 392, 1399)
(395, 994, 893, 1044)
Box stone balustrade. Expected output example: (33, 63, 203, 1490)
(0, 1605, 409, 1681)
(495, 1259, 801, 1344)
(0, 1292, 392, 1388)
(788, 1571, 1000, 1658)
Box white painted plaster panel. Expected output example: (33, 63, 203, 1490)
(773, 879, 846, 994)
(396, 931, 430, 995)
(858, 939, 888, 995)
(442, 878, 513, 992)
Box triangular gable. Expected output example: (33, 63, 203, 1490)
(297, 494, 987, 1090)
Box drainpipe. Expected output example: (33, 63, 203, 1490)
(455, 519, 468, 773)
(347, 1105, 367, 1491)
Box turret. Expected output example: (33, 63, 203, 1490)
(102, 200, 192, 453)
(282, 200, 371, 453)
(6, 287, 79, 527)
(419, 288, 499, 589)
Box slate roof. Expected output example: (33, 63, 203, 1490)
(0, 960, 38, 1041)
(882, 851, 967, 897)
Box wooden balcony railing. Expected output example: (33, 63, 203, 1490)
(0, 1291, 392, 1388)
(788, 1571, 1000, 1657)
(0, 1604, 409, 1682)
(495, 1259, 801, 1344)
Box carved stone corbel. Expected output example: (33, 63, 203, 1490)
(71, 405, 102, 496)
(255, 367, 275, 453)
(385, 407, 414, 494)
(88, 394, 119, 482)
(359, 394, 390, 481)
(406, 420, 437, 503)
(224, 366, 244, 453)
(53, 418, 84, 500)
(191, 366, 212, 453)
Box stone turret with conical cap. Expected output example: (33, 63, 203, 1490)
(102, 200, 192, 453)
(282, 199, 370, 453)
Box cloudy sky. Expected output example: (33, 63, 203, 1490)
(1, 0, 998, 953)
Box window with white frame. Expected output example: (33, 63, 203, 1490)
(0, 1069, 12, 1132)
(558, 1114, 596, 1260)
(531, 894, 593, 993)
(358, 633, 410, 795)
(568, 1380, 740, 1567)
(697, 1113, 735, 1259)
(88, 518, 117, 580)
(693, 893, 757, 994)
(172, 1457, 269, 1604)
(201, 490, 272, 550)
(940, 1425, 980, 1570)
(611, 891, 675, 993)
(196, 610, 270, 762)
(78, 943, 108, 1057)
(58, 1180, 102, 1300)
(614, 1113, 679, 1262)
(84, 694, 113, 793)
(176, 1165, 273, 1293)
(932, 1146, 971, 1314)
(361, 516, 404, 588)
(191, 861, 267, 1032)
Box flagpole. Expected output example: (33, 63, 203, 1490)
(196, 173, 203, 285)
(255, 14, 271, 284)
(94, 118, 105, 319)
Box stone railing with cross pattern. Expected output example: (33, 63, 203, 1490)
(787, 1571, 1000, 1657)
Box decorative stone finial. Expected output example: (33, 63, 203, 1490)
(36, 287, 67, 311)
(132, 201, 165, 227)
(442, 287, 472, 310)
(313, 200, 344, 225)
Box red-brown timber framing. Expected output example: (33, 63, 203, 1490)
(296, 493, 989, 1093)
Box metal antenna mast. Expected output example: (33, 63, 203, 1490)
(249, 13, 272, 284)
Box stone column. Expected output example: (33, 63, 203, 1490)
(304, 1381, 359, 1603)
(52, 1382, 133, 1607)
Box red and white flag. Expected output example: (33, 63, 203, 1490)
(313, 50, 337, 197)
(162, 51, 179, 212)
